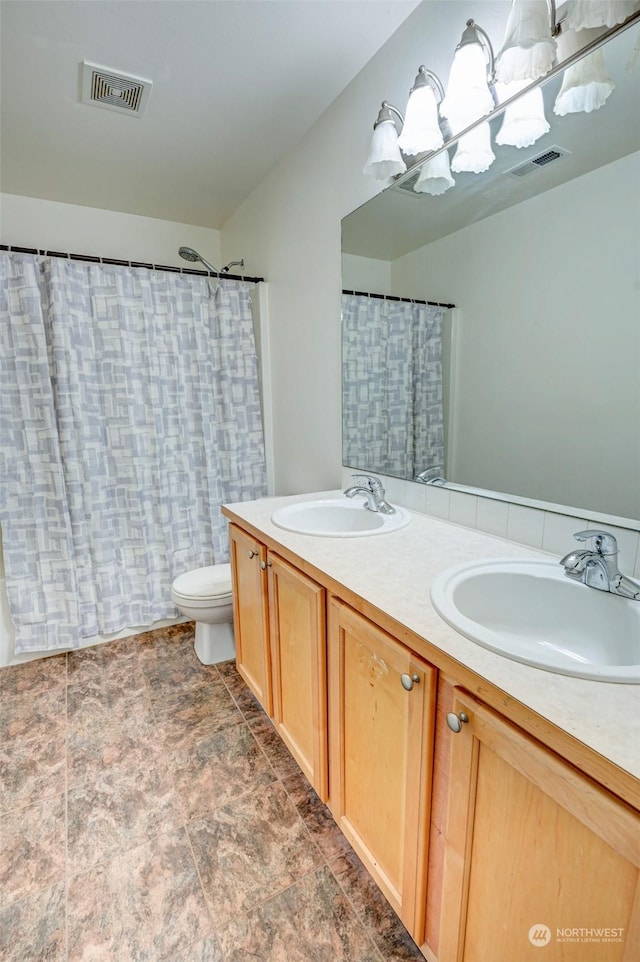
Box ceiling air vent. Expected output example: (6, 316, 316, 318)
(508, 145, 571, 178)
(80, 61, 152, 116)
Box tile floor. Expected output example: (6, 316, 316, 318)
(0, 623, 426, 962)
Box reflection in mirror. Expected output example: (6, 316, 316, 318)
(342, 19, 640, 525)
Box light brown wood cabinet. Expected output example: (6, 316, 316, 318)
(229, 523, 328, 799)
(226, 516, 640, 962)
(327, 598, 437, 940)
(434, 689, 640, 962)
(229, 523, 273, 714)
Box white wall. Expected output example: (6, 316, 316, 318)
(391, 151, 640, 521)
(341, 253, 392, 294)
(0, 193, 222, 267)
(221, 1, 509, 494)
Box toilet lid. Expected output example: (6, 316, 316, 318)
(172, 563, 232, 600)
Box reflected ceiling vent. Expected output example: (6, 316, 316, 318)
(392, 170, 425, 198)
(80, 61, 152, 116)
(508, 145, 571, 178)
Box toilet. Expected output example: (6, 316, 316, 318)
(170, 563, 235, 665)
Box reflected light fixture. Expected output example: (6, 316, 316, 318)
(564, 0, 640, 31)
(495, 0, 559, 84)
(554, 27, 615, 115)
(362, 102, 406, 180)
(397, 66, 445, 156)
(495, 79, 550, 147)
(451, 122, 495, 174)
(413, 148, 455, 195)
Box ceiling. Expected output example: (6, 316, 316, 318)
(0, 0, 420, 228)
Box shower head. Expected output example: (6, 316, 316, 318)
(178, 246, 220, 274)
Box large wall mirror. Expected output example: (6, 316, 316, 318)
(341, 17, 640, 526)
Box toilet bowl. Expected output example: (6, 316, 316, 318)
(170, 563, 235, 665)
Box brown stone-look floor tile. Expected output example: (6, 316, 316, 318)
(0, 685, 66, 742)
(67, 758, 182, 875)
(248, 714, 302, 779)
(331, 850, 424, 962)
(0, 722, 66, 814)
(0, 653, 66, 696)
(188, 781, 323, 927)
(153, 678, 244, 751)
(67, 637, 140, 685)
(67, 828, 214, 962)
(282, 769, 352, 861)
(66, 676, 151, 737)
(0, 881, 66, 962)
(0, 794, 66, 907)
(136, 622, 194, 655)
(66, 705, 163, 787)
(169, 722, 276, 821)
(141, 652, 219, 704)
(218, 864, 383, 962)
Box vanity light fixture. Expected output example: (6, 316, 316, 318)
(495, 0, 559, 84)
(362, 101, 406, 180)
(397, 66, 445, 157)
(564, 0, 640, 31)
(440, 19, 497, 174)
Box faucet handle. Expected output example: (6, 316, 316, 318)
(573, 530, 618, 555)
(350, 474, 384, 495)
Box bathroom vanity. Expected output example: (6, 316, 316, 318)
(222, 493, 640, 962)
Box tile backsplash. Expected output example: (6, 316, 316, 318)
(341, 468, 640, 579)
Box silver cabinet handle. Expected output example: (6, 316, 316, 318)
(400, 673, 420, 691)
(261, 560, 272, 570)
(248, 549, 258, 559)
(446, 711, 469, 733)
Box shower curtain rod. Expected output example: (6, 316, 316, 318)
(343, 288, 455, 309)
(0, 244, 264, 284)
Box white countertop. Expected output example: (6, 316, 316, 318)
(224, 491, 640, 788)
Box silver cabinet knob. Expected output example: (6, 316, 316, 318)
(446, 711, 469, 733)
(248, 549, 258, 559)
(400, 673, 420, 691)
(260, 560, 272, 570)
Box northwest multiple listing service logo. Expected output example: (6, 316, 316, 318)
(528, 924, 625, 948)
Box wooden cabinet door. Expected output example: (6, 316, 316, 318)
(438, 689, 640, 962)
(328, 598, 437, 941)
(268, 553, 328, 800)
(229, 523, 272, 714)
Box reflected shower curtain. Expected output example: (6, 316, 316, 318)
(342, 293, 445, 479)
(0, 253, 267, 653)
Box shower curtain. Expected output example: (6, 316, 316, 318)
(342, 293, 446, 480)
(0, 252, 267, 653)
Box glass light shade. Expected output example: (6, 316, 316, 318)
(413, 150, 455, 195)
(495, 0, 557, 83)
(495, 80, 550, 147)
(554, 28, 615, 116)
(441, 43, 495, 128)
(565, 0, 640, 30)
(451, 122, 495, 173)
(363, 120, 407, 180)
(397, 84, 444, 156)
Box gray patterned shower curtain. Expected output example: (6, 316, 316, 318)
(0, 253, 267, 653)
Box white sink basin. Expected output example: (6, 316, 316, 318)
(271, 498, 411, 538)
(430, 559, 640, 683)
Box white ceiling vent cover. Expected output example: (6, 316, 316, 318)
(80, 61, 152, 116)
(508, 145, 571, 178)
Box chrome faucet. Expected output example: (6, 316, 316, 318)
(344, 475, 396, 515)
(560, 530, 640, 601)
